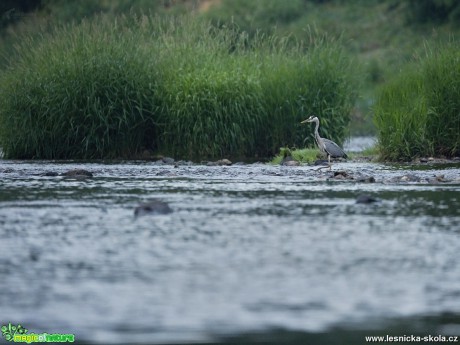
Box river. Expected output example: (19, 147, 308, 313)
(0, 155, 459, 344)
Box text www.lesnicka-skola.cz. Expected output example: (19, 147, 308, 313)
(365, 335, 459, 343)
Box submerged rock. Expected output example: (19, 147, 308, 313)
(217, 158, 232, 166)
(283, 160, 300, 166)
(356, 176, 376, 183)
(43, 171, 59, 177)
(281, 156, 300, 166)
(393, 174, 421, 182)
(435, 174, 448, 182)
(162, 157, 175, 164)
(327, 170, 376, 183)
(356, 194, 378, 204)
(206, 159, 232, 166)
(134, 200, 173, 217)
(61, 169, 93, 178)
(428, 174, 450, 184)
(313, 159, 329, 166)
(331, 171, 352, 180)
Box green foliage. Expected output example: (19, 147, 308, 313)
(0, 15, 357, 160)
(374, 42, 460, 161)
(423, 44, 460, 156)
(153, 21, 356, 159)
(259, 35, 358, 154)
(271, 147, 319, 165)
(360, 145, 379, 157)
(0, 16, 157, 159)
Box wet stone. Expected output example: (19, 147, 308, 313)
(282, 158, 300, 166)
(61, 169, 93, 178)
(332, 171, 352, 180)
(134, 200, 173, 217)
(43, 171, 59, 177)
(162, 157, 175, 164)
(356, 194, 378, 204)
(175, 160, 194, 166)
(429, 174, 450, 183)
(395, 174, 421, 182)
(314, 160, 329, 166)
(280, 156, 300, 166)
(357, 176, 376, 183)
(217, 159, 232, 166)
(205, 159, 233, 166)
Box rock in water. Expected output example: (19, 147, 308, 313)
(217, 159, 232, 166)
(162, 157, 175, 164)
(283, 159, 300, 166)
(356, 194, 378, 204)
(62, 169, 93, 178)
(134, 200, 173, 217)
(280, 156, 299, 166)
(314, 159, 329, 166)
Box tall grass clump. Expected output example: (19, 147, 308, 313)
(0, 14, 358, 160)
(151, 19, 266, 159)
(154, 21, 358, 159)
(0, 16, 157, 159)
(374, 42, 460, 160)
(258, 34, 358, 154)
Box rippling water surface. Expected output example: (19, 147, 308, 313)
(1, 160, 459, 344)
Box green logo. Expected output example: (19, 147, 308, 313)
(1, 323, 75, 343)
(1, 323, 27, 341)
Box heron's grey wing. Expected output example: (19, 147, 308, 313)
(323, 138, 347, 158)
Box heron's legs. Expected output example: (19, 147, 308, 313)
(315, 155, 332, 171)
(315, 165, 329, 171)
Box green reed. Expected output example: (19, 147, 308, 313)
(0, 15, 357, 160)
(0, 16, 157, 158)
(374, 42, 460, 161)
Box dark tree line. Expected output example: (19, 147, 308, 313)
(407, 0, 460, 24)
(0, 0, 41, 28)
(1, 0, 459, 31)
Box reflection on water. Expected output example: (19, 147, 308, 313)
(0, 161, 459, 344)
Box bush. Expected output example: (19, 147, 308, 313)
(374, 43, 460, 160)
(258, 38, 357, 154)
(154, 21, 357, 159)
(0, 17, 157, 158)
(0, 15, 357, 160)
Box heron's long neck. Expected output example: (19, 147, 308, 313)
(314, 119, 321, 142)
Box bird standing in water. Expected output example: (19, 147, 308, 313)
(301, 115, 347, 169)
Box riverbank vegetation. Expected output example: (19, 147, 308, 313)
(374, 43, 460, 161)
(271, 148, 319, 165)
(0, 15, 357, 159)
(0, 0, 459, 161)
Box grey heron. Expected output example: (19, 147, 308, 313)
(301, 115, 347, 169)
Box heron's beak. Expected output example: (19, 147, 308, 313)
(300, 119, 309, 124)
